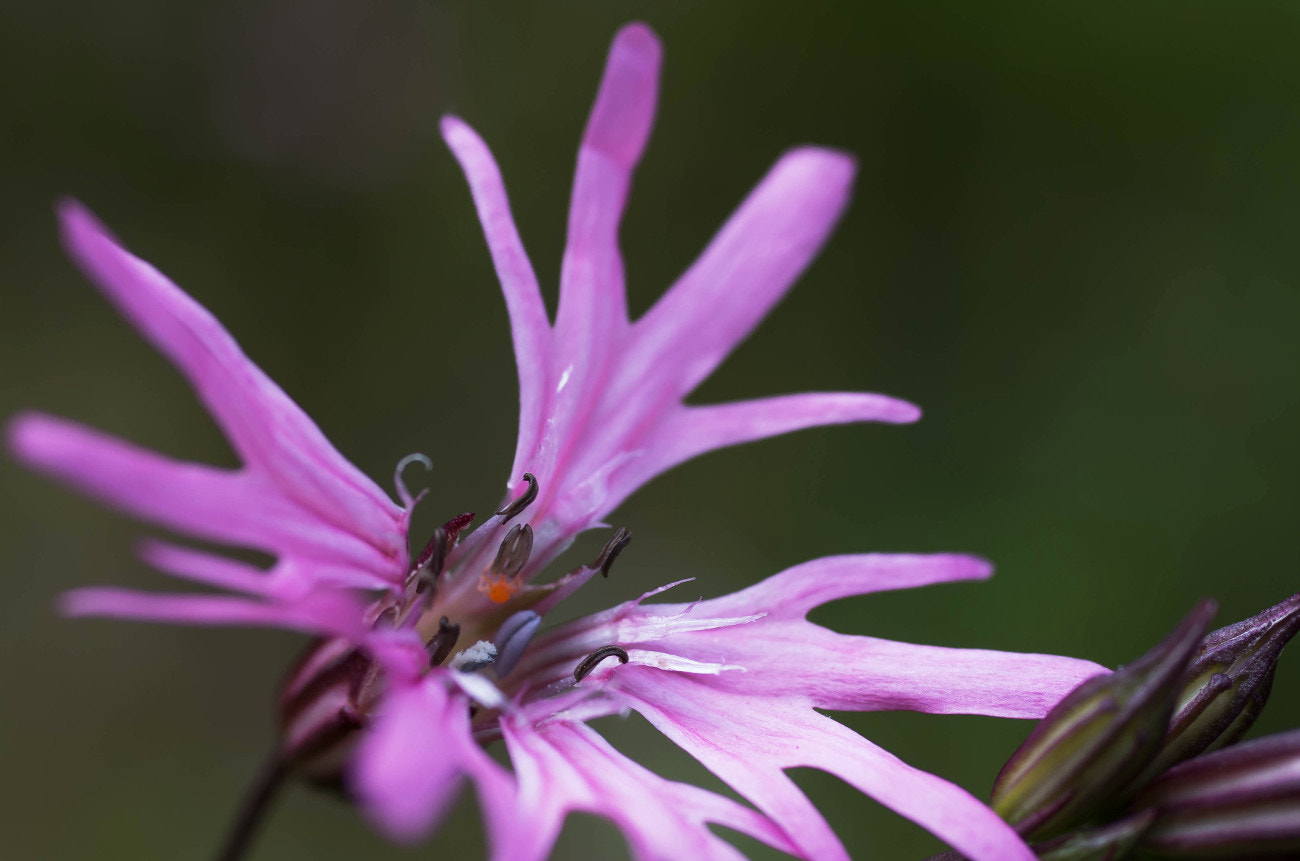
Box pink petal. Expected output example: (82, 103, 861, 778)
(694, 552, 995, 619)
(815, 635, 1109, 717)
(619, 146, 857, 403)
(8, 412, 397, 585)
(545, 24, 662, 493)
(556, 21, 660, 337)
(498, 718, 796, 861)
(137, 540, 282, 597)
(614, 667, 1038, 861)
(55, 201, 406, 572)
(568, 554, 988, 629)
(352, 678, 514, 844)
(521, 555, 1106, 717)
(658, 622, 1107, 718)
(440, 116, 552, 492)
(59, 587, 364, 638)
(603, 393, 921, 510)
(544, 148, 870, 524)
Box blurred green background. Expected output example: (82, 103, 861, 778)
(3, 1, 1299, 859)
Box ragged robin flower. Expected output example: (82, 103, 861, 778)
(7, 22, 1107, 861)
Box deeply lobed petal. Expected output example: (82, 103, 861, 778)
(352, 678, 514, 844)
(59, 587, 366, 639)
(525, 556, 1107, 717)
(542, 23, 661, 502)
(9, 203, 411, 593)
(443, 23, 916, 580)
(8, 412, 399, 590)
(611, 667, 1040, 861)
(497, 718, 797, 861)
(56, 202, 406, 570)
(439, 114, 551, 491)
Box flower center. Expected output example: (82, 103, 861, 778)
(275, 472, 634, 784)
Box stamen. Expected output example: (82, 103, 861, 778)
(371, 607, 397, 630)
(494, 610, 541, 678)
(426, 616, 461, 667)
(496, 473, 539, 522)
(480, 575, 519, 604)
(573, 645, 629, 682)
(443, 511, 476, 545)
(393, 453, 433, 509)
(590, 527, 632, 578)
(411, 527, 448, 592)
(480, 523, 534, 604)
(407, 512, 475, 594)
(492, 523, 534, 578)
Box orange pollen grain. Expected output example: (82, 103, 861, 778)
(479, 573, 519, 605)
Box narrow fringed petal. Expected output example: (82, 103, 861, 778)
(138, 540, 282, 597)
(617, 146, 858, 404)
(55, 201, 406, 568)
(8, 412, 399, 584)
(59, 587, 366, 639)
(799, 635, 1108, 717)
(523, 557, 1107, 717)
(137, 539, 390, 597)
(544, 24, 661, 496)
(497, 718, 797, 861)
(440, 115, 551, 495)
(663, 623, 1107, 718)
(352, 678, 515, 844)
(693, 553, 996, 619)
(447, 36, 911, 577)
(614, 668, 1040, 861)
(598, 393, 922, 513)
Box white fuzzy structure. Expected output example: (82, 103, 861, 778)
(448, 640, 497, 672)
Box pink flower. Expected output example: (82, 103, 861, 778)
(7, 22, 1107, 861)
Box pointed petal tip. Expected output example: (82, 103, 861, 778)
(438, 113, 467, 139)
(885, 397, 923, 424)
(6, 410, 35, 457)
(439, 114, 486, 153)
(57, 587, 109, 618)
(6, 410, 57, 465)
(951, 554, 995, 581)
(612, 21, 663, 59)
(778, 145, 859, 187)
(54, 195, 89, 224)
(55, 197, 116, 257)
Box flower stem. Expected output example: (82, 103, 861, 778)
(215, 752, 287, 861)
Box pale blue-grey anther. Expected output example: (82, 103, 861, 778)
(494, 610, 541, 678)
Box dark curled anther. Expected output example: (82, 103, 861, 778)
(426, 617, 461, 667)
(412, 527, 449, 591)
(492, 523, 534, 577)
(590, 527, 631, 578)
(496, 473, 539, 522)
(573, 645, 629, 682)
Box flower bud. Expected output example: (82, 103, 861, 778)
(1032, 809, 1156, 861)
(278, 637, 383, 788)
(1134, 729, 1300, 858)
(1141, 593, 1300, 781)
(923, 811, 1155, 861)
(990, 600, 1216, 841)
